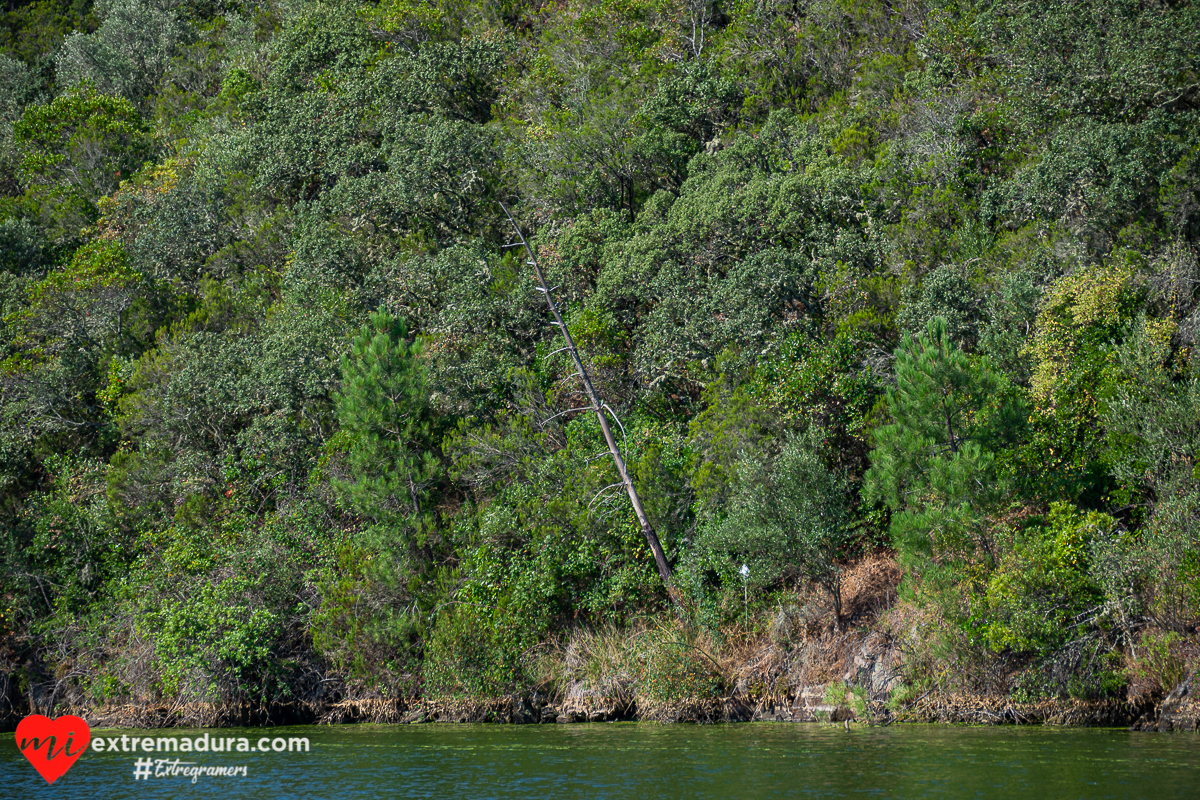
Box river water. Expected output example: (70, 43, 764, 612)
(5, 722, 1200, 799)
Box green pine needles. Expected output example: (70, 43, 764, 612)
(866, 317, 1025, 580)
(334, 309, 441, 551)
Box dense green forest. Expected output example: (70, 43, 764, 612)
(1, 0, 1198, 715)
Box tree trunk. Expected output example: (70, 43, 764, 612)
(500, 203, 674, 590)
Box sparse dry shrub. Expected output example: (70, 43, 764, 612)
(879, 599, 965, 694)
(1127, 629, 1198, 700)
(720, 630, 785, 702)
(785, 631, 857, 689)
(769, 602, 826, 645)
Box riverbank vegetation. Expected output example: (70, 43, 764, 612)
(1, 0, 1199, 723)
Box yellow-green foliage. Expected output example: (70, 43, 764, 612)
(984, 503, 1114, 653)
(1016, 254, 1148, 493)
(1026, 258, 1139, 406)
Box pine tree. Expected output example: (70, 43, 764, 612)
(334, 310, 440, 548)
(865, 317, 1024, 574)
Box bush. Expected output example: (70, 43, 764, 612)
(686, 432, 851, 627)
(1009, 639, 1124, 702)
(422, 605, 529, 698)
(984, 503, 1111, 654)
(150, 574, 285, 701)
(631, 625, 726, 704)
(1129, 630, 1192, 696)
(310, 541, 420, 689)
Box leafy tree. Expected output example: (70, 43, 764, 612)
(1098, 313, 1200, 632)
(56, 0, 190, 108)
(897, 262, 982, 349)
(710, 0, 813, 115)
(690, 433, 851, 627)
(114, 284, 345, 524)
(151, 575, 282, 700)
(977, 262, 1050, 384)
(365, 242, 545, 415)
(0, 217, 51, 275)
(751, 327, 882, 474)
(366, 0, 468, 51)
(687, 379, 778, 511)
(375, 35, 512, 125)
(981, 0, 1200, 125)
(1002, 115, 1199, 251)
(507, 0, 730, 220)
(0, 239, 152, 449)
(0, 54, 34, 197)
(9, 455, 128, 615)
(636, 246, 816, 388)
(13, 86, 154, 241)
(1019, 255, 1142, 501)
(984, 502, 1111, 654)
(0, 0, 98, 66)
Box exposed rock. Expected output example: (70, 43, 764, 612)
(512, 694, 541, 724)
(1136, 672, 1200, 732)
(842, 633, 901, 695)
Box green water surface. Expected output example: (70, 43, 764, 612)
(4, 722, 1199, 799)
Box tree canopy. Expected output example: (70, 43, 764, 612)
(1, 0, 1199, 710)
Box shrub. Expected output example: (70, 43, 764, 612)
(423, 605, 528, 698)
(631, 624, 726, 704)
(687, 432, 851, 627)
(1129, 630, 1192, 696)
(984, 503, 1111, 654)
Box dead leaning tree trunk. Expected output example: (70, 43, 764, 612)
(500, 203, 675, 591)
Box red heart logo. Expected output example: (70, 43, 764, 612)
(15, 714, 91, 784)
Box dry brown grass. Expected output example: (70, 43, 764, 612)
(839, 552, 903, 625)
(524, 554, 908, 719)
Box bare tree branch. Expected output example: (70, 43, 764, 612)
(499, 202, 676, 593)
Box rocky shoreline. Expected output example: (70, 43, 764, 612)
(3, 684, 1181, 733)
(3, 623, 1193, 733)
(1134, 673, 1200, 732)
